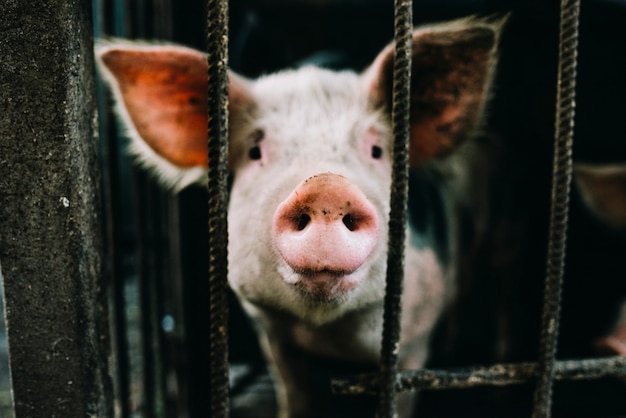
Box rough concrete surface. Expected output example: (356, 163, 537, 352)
(0, 1, 112, 417)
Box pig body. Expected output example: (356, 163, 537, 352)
(97, 17, 502, 417)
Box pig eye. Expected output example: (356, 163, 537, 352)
(371, 145, 383, 159)
(248, 129, 265, 161)
(249, 146, 262, 160)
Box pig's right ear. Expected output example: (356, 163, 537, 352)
(363, 17, 504, 166)
(95, 41, 251, 191)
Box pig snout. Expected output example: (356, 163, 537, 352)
(272, 173, 380, 298)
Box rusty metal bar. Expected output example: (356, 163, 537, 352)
(207, 0, 231, 416)
(0, 1, 113, 416)
(378, 0, 413, 417)
(93, 0, 134, 413)
(133, 176, 168, 418)
(333, 356, 626, 395)
(532, 0, 580, 416)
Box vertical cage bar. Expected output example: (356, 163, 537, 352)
(96, 1, 153, 415)
(207, 0, 231, 417)
(165, 196, 190, 418)
(93, 1, 133, 414)
(134, 177, 160, 418)
(532, 0, 580, 416)
(378, 1, 413, 417)
(98, 60, 133, 418)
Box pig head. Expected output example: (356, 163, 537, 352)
(97, 16, 502, 418)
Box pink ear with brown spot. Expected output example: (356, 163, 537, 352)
(364, 17, 503, 166)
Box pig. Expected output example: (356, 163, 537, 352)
(96, 16, 504, 418)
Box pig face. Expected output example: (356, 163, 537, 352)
(227, 68, 394, 325)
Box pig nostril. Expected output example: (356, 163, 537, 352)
(296, 214, 311, 231)
(342, 214, 357, 231)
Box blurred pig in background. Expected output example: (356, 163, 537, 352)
(97, 16, 504, 418)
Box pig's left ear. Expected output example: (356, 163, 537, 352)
(363, 17, 504, 165)
(574, 164, 626, 229)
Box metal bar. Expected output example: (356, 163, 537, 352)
(0, 0, 113, 416)
(378, 1, 413, 417)
(150, 2, 176, 415)
(93, 1, 133, 413)
(207, 0, 231, 417)
(134, 175, 159, 418)
(99, 67, 133, 418)
(333, 356, 626, 395)
(166, 194, 190, 418)
(532, 1, 580, 416)
(153, 191, 169, 418)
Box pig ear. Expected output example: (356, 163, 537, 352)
(574, 164, 626, 228)
(363, 17, 504, 165)
(96, 41, 251, 191)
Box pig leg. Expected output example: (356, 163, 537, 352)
(255, 328, 313, 418)
(241, 301, 316, 418)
